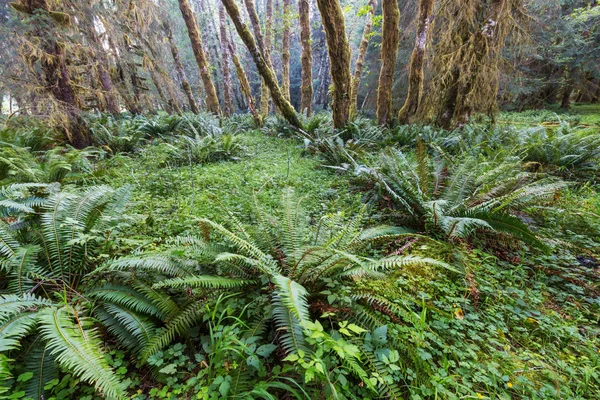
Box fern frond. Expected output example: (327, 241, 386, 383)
(198, 218, 268, 261)
(24, 344, 57, 400)
(100, 303, 155, 351)
(87, 284, 165, 318)
(103, 255, 196, 277)
(272, 297, 308, 355)
(0, 311, 39, 351)
(140, 301, 205, 362)
(272, 275, 309, 323)
(0, 294, 53, 317)
(39, 306, 125, 399)
(153, 275, 255, 289)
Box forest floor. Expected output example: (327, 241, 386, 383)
(1, 107, 599, 399)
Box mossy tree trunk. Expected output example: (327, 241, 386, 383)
(243, 0, 273, 119)
(164, 20, 200, 114)
(177, 0, 220, 115)
(298, 0, 313, 116)
(398, 0, 434, 124)
(228, 40, 262, 126)
(80, 11, 120, 116)
(222, 0, 301, 128)
(261, 0, 274, 117)
(281, 0, 292, 101)
(350, 0, 377, 117)
(376, 0, 400, 126)
(219, 2, 235, 116)
(12, 0, 92, 148)
(315, 0, 353, 129)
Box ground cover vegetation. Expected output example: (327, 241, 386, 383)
(0, 0, 599, 399)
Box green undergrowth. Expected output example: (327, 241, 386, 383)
(91, 131, 363, 241)
(0, 110, 598, 399)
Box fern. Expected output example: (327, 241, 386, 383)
(153, 275, 256, 289)
(39, 306, 126, 399)
(140, 301, 205, 362)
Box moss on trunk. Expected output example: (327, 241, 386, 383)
(350, 0, 377, 117)
(222, 0, 301, 128)
(316, 0, 352, 129)
(298, 0, 313, 116)
(177, 0, 220, 115)
(398, 0, 434, 124)
(281, 0, 292, 101)
(376, 0, 400, 126)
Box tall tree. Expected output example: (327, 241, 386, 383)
(164, 20, 200, 114)
(219, 2, 235, 116)
(78, 3, 120, 115)
(298, 0, 313, 116)
(221, 0, 301, 128)
(397, 0, 434, 123)
(262, 0, 274, 116)
(429, 0, 527, 128)
(11, 0, 92, 148)
(281, 0, 292, 101)
(350, 0, 377, 117)
(243, 0, 273, 119)
(315, 0, 353, 129)
(228, 40, 262, 125)
(376, 0, 400, 125)
(177, 0, 220, 114)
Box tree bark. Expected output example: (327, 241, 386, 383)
(350, 0, 377, 117)
(178, 0, 221, 114)
(243, 0, 273, 119)
(228, 41, 262, 126)
(219, 3, 235, 116)
(222, 0, 301, 128)
(13, 0, 92, 148)
(315, 0, 353, 129)
(376, 0, 400, 126)
(298, 0, 313, 116)
(164, 21, 200, 114)
(261, 0, 274, 117)
(398, 0, 434, 123)
(281, 0, 292, 101)
(81, 14, 120, 116)
(560, 84, 573, 110)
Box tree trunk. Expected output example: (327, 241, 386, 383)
(350, 0, 377, 117)
(315, 0, 353, 129)
(219, 3, 235, 116)
(13, 0, 92, 148)
(229, 42, 262, 126)
(82, 17, 120, 115)
(560, 84, 573, 110)
(222, 0, 301, 128)
(227, 27, 261, 124)
(398, 0, 434, 123)
(261, 0, 274, 117)
(437, 0, 507, 128)
(298, 0, 313, 116)
(281, 0, 292, 101)
(178, 0, 221, 114)
(243, 0, 273, 119)
(376, 0, 400, 126)
(164, 21, 200, 114)
(147, 63, 175, 114)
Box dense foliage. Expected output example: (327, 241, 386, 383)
(0, 108, 598, 399)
